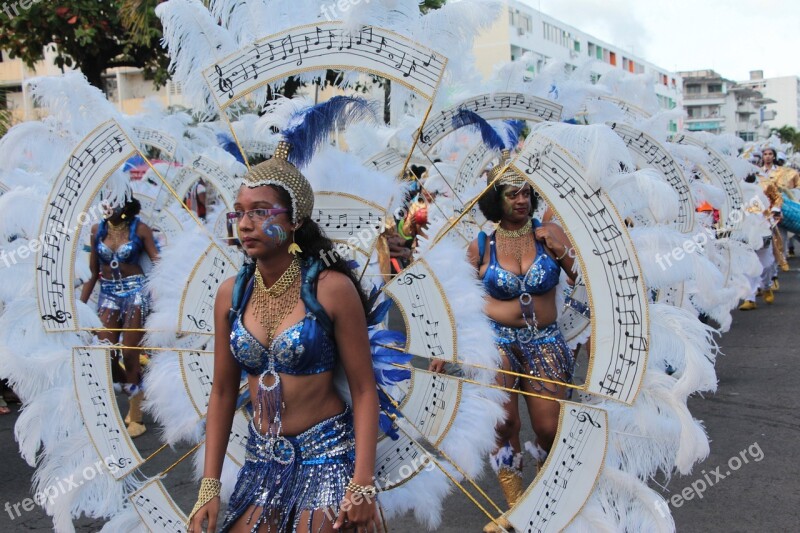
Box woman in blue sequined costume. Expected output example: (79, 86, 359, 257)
(79, 195, 159, 437)
(469, 155, 577, 533)
(188, 138, 381, 533)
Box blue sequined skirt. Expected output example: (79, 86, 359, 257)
(491, 322, 575, 392)
(97, 274, 149, 325)
(220, 406, 356, 532)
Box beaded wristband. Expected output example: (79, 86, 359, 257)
(556, 246, 572, 261)
(346, 480, 378, 497)
(188, 478, 222, 523)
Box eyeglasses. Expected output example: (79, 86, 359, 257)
(226, 208, 289, 223)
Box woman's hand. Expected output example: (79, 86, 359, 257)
(534, 224, 567, 256)
(334, 490, 383, 532)
(187, 496, 219, 533)
(428, 358, 447, 374)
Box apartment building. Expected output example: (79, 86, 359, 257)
(680, 69, 773, 141)
(738, 71, 800, 131)
(472, 0, 682, 120)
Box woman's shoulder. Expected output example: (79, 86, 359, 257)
(216, 276, 236, 304)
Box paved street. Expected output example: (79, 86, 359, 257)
(2, 258, 799, 532)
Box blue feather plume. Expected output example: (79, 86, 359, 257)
(282, 96, 377, 168)
(504, 119, 525, 149)
(216, 132, 246, 164)
(451, 108, 507, 152)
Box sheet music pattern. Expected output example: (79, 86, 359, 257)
(204, 22, 447, 109)
(656, 282, 686, 307)
(167, 167, 197, 205)
(228, 410, 249, 467)
(507, 403, 607, 533)
(419, 93, 563, 154)
(362, 148, 406, 177)
(454, 144, 492, 197)
(592, 96, 651, 122)
(514, 136, 648, 404)
(187, 155, 239, 210)
(137, 193, 184, 245)
(670, 133, 744, 231)
(0, 181, 8, 194)
(608, 123, 694, 233)
(375, 432, 428, 490)
(179, 244, 238, 334)
(132, 126, 178, 158)
(36, 120, 136, 331)
(242, 139, 277, 156)
(130, 480, 187, 533)
(392, 369, 461, 446)
(557, 282, 591, 345)
(382, 259, 457, 362)
(73, 347, 143, 479)
(311, 193, 386, 254)
(178, 350, 214, 416)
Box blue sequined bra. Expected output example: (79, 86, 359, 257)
(481, 220, 561, 300)
(96, 217, 144, 265)
(229, 276, 338, 376)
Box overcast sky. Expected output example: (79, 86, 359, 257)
(528, 0, 799, 81)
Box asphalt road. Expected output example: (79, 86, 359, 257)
(1, 258, 798, 532)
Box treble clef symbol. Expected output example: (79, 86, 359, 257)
(397, 272, 426, 286)
(215, 65, 234, 98)
(41, 310, 72, 324)
(187, 314, 210, 332)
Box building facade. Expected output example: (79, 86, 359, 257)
(472, 0, 683, 119)
(738, 71, 800, 131)
(680, 69, 774, 141)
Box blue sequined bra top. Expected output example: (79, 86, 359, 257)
(96, 217, 144, 265)
(229, 275, 338, 376)
(481, 220, 561, 300)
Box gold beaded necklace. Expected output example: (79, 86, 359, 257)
(252, 257, 302, 345)
(104, 219, 130, 251)
(495, 219, 534, 267)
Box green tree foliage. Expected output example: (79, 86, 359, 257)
(0, 0, 169, 90)
(771, 125, 800, 152)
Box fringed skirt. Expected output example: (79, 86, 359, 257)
(491, 321, 575, 393)
(97, 274, 149, 325)
(220, 406, 356, 532)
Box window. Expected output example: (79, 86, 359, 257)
(686, 84, 701, 94)
(687, 107, 700, 118)
(609, 51, 616, 66)
(708, 83, 722, 93)
(588, 42, 595, 57)
(574, 41, 580, 52)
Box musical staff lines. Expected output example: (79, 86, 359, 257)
(178, 350, 214, 416)
(608, 122, 694, 234)
(507, 403, 607, 533)
(513, 136, 648, 404)
(179, 244, 237, 335)
(130, 480, 187, 533)
(187, 155, 240, 209)
(382, 260, 457, 362)
(375, 432, 428, 490)
(419, 92, 563, 153)
(72, 347, 143, 479)
(204, 22, 447, 109)
(132, 126, 178, 159)
(670, 133, 744, 231)
(312, 193, 386, 251)
(227, 410, 250, 467)
(363, 148, 406, 177)
(392, 369, 461, 446)
(591, 96, 651, 122)
(454, 144, 491, 197)
(36, 120, 136, 332)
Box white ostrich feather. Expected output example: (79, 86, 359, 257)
(0, 121, 73, 176)
(156, 0, 238, 118)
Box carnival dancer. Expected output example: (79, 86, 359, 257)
(187, 114, 381, 532)
(439, 153, 576, 533)
(79, 195, 159, 437)
(760, 147, 789, 275)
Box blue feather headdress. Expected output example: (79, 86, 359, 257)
(451, 110, 527, 187)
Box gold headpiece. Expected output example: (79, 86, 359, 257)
(487, 150, 526, 189)
(241, 141, 314, 224)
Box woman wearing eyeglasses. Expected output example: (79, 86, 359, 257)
(187, 138, 381, 533)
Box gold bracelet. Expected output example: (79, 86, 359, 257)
(346, 480, 378, 497)
(187, 478, 221, 523)
(556, 246, 572, 261)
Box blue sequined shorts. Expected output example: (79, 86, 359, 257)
(491, 322, 575, 393)
(220, 406, 356, 532)
(97, 274, 149, 325)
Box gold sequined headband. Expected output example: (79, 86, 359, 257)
(241, 141, 314, 224)
(487, 150, 526, 189)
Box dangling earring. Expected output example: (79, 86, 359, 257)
(288, 228, 302, 256)
(121, 213, 127, 220)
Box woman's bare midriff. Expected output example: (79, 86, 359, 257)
(247, 371, 345, 436)
(483, 290, 558, 328)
